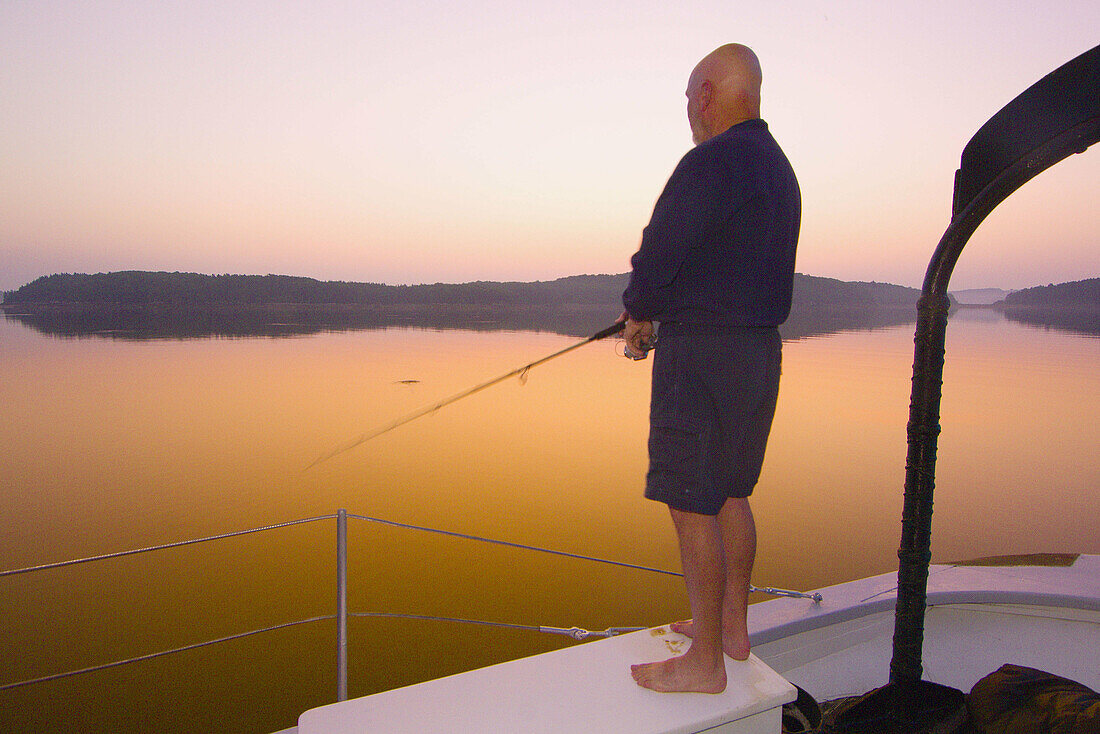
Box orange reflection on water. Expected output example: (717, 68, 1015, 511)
(1, 313, 1097, 733)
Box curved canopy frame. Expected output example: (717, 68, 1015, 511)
(891, 42, 1100, 688)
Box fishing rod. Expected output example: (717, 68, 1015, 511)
(305, 320, 629, 471)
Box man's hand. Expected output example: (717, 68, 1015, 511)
(618, 310, 655, 360)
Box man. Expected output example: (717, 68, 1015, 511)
(621, 43, 800, 694)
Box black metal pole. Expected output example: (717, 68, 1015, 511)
(890, 291, 949, 684)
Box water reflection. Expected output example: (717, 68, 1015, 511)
(1001, 305, 1100, 337)
(2, 303, 923, 341)
(7, 301, 1095, 342)
(0, 312, 1096, 733)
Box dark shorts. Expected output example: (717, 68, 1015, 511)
(644, 322, 782, 515)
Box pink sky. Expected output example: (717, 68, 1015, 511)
(2, 1, 1097, 293)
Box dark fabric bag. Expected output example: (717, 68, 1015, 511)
(968, 663, 1100, 734)
(782, 685, 823, 733)
(819, 680, 971, 734)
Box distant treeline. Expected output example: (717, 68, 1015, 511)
(3, 270, 922, 308)
(1002, 278, 1100, 308)
(997, 278, 1100, 336)
(3, 271, 627, 307)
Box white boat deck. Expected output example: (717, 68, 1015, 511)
(297, 626, 795, 734)
(279, 555, 1099, 733)
(750, 555, 1100, 702)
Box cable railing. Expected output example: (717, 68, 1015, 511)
(0, 508, 821, 700)
(0, 514, 337, 578)
(2, 615, 338, 692)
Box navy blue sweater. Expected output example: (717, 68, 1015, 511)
(622, 119, 801, 327)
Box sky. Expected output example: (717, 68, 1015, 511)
(2, 1, 1097, 293)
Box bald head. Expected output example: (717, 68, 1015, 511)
(686, 44, 762, 144)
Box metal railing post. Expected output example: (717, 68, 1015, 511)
(336, 508, 348, 702)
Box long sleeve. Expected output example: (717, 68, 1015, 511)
(624, 149, 733, 320)
(621, 119, 800, 328)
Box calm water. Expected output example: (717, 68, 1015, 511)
(1, 309, 1097, 733)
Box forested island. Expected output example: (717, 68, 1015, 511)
(996, 278, 1100, 335)
(2, 271, 1096, 339)
(2, 270, 920, 308)
(1002, 278, 1100, 308)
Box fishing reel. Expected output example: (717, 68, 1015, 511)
(621, 335, 657, 360)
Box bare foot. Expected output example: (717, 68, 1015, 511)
(668, 619, 751, 661)
(630, 650, 727, 693)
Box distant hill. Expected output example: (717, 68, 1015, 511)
(949, 288, 1013, 305)
(3, 271, 397, 307)
(1002, 278, 1100, 308)
(8, 271, 1098, 340)
(997, 279, 1100, 336)
(790, 274, 919, 306)
(2, 270, 922, 309)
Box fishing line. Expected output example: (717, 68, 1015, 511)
(304, 320, 627, 470)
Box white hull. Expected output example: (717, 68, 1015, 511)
(750, 554, 1100, 702)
